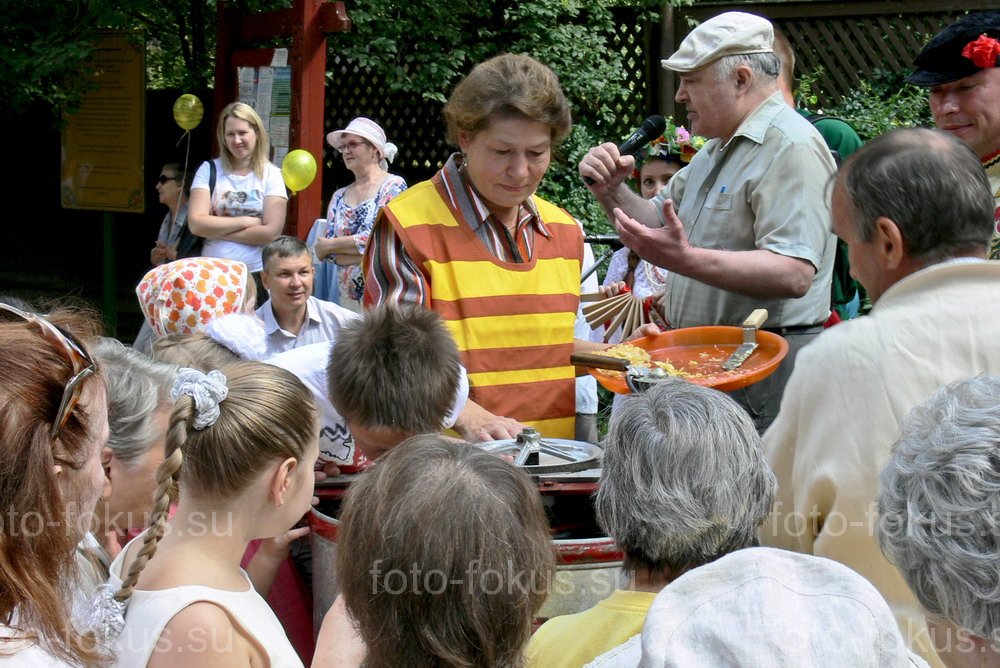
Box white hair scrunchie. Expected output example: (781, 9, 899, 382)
(172, 368, 229, 430)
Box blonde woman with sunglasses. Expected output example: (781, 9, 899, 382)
(0, 302, 109, 666)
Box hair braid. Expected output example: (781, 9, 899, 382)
(113, 400, 189, 604)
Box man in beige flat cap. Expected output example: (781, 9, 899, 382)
(579, 11, 836, 431)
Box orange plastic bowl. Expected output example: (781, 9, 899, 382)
(590, 326, 789, 395)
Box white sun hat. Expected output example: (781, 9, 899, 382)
(325, 117, 398, 171)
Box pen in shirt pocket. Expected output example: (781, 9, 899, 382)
(719, 185, 728, 194)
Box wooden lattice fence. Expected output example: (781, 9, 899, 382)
(607, 6, 663, 134)
(321, 56, 449, 197)
(670, 0, 999, 112)
(320, 1, 992, 204)
(319, 6, 657, 201)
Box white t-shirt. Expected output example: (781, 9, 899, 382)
(191, 159, 287, 272)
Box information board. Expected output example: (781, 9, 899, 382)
(237, 49, 292, 166)
(61, 32, 145, 212)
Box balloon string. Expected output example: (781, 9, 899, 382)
(173, 131, 192, 229)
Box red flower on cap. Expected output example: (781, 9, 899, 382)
(962, 34, 1000, 69)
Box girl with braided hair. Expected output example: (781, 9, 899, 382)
(107, 362, 318, 667)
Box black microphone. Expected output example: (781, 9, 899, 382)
(583, 234, 623, 248)
(618, 115, 667, 156)
(584, 115, 667, 185)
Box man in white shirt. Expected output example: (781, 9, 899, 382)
(256, 236, 357, 356)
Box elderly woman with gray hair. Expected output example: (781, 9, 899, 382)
(878, 375, 1000, 667)
(526, 378, 776, 667)
(89, 339, 177, 560)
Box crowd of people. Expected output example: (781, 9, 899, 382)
(3, 7, 1000, 667)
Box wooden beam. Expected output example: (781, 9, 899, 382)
(241, 8, 295, 42)
(653, 5, 670, 120)
(287, 0, 328, 239)
(318, 1, 352, 33)
(231, 48, 275, 69)
(212, 1, 242, 156)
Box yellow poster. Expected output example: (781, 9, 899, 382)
(61, 31, 145, 212)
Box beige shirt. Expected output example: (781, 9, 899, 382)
(651, 92, 836, 328)
(762, 260, 1000, 668)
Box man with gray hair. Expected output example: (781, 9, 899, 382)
(256, 235, 357, 356)
(763, 127, 1000, 666)
(878, 375, 1000, 666)
(525, 378, 776, 667)
(580, 11, 836, 431)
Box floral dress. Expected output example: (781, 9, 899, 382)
(317, 173, 407, 303)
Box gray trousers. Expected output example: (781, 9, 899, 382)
(727, 327, 822, 434)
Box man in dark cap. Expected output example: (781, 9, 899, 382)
(908, 10, 1000, 258)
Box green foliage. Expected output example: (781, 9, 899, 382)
(828, 69, 934, 141)
(335, 0, 495, 104)
(0, 1, 105, 119)
(333, 0, 676, 235)
(793, 66, 823, 110)
(2, 0, 286, 122)
(538, 125, 616, 235)
(798, 67, 934, 142)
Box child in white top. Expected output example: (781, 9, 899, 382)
(108, 363, 318, 667)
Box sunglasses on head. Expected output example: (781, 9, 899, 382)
(0, 303, 97, 439)
(156, 175, 180, 184)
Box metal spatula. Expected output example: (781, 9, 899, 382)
(722, 309, 769, 371)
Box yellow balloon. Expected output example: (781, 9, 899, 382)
(282, 149, 318, 193)
(173, 94, 204, 131)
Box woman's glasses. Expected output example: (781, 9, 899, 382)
(336, 141, 368, 153)
(0, 303, 97, 439)
(156, 174, 180, 184)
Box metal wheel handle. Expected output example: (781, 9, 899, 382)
(476, 428, 602, 475)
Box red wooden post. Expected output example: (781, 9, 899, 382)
(288, 0, 323, 238)
(213, 0, 351, 238)
(212, 1, 243, 158)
